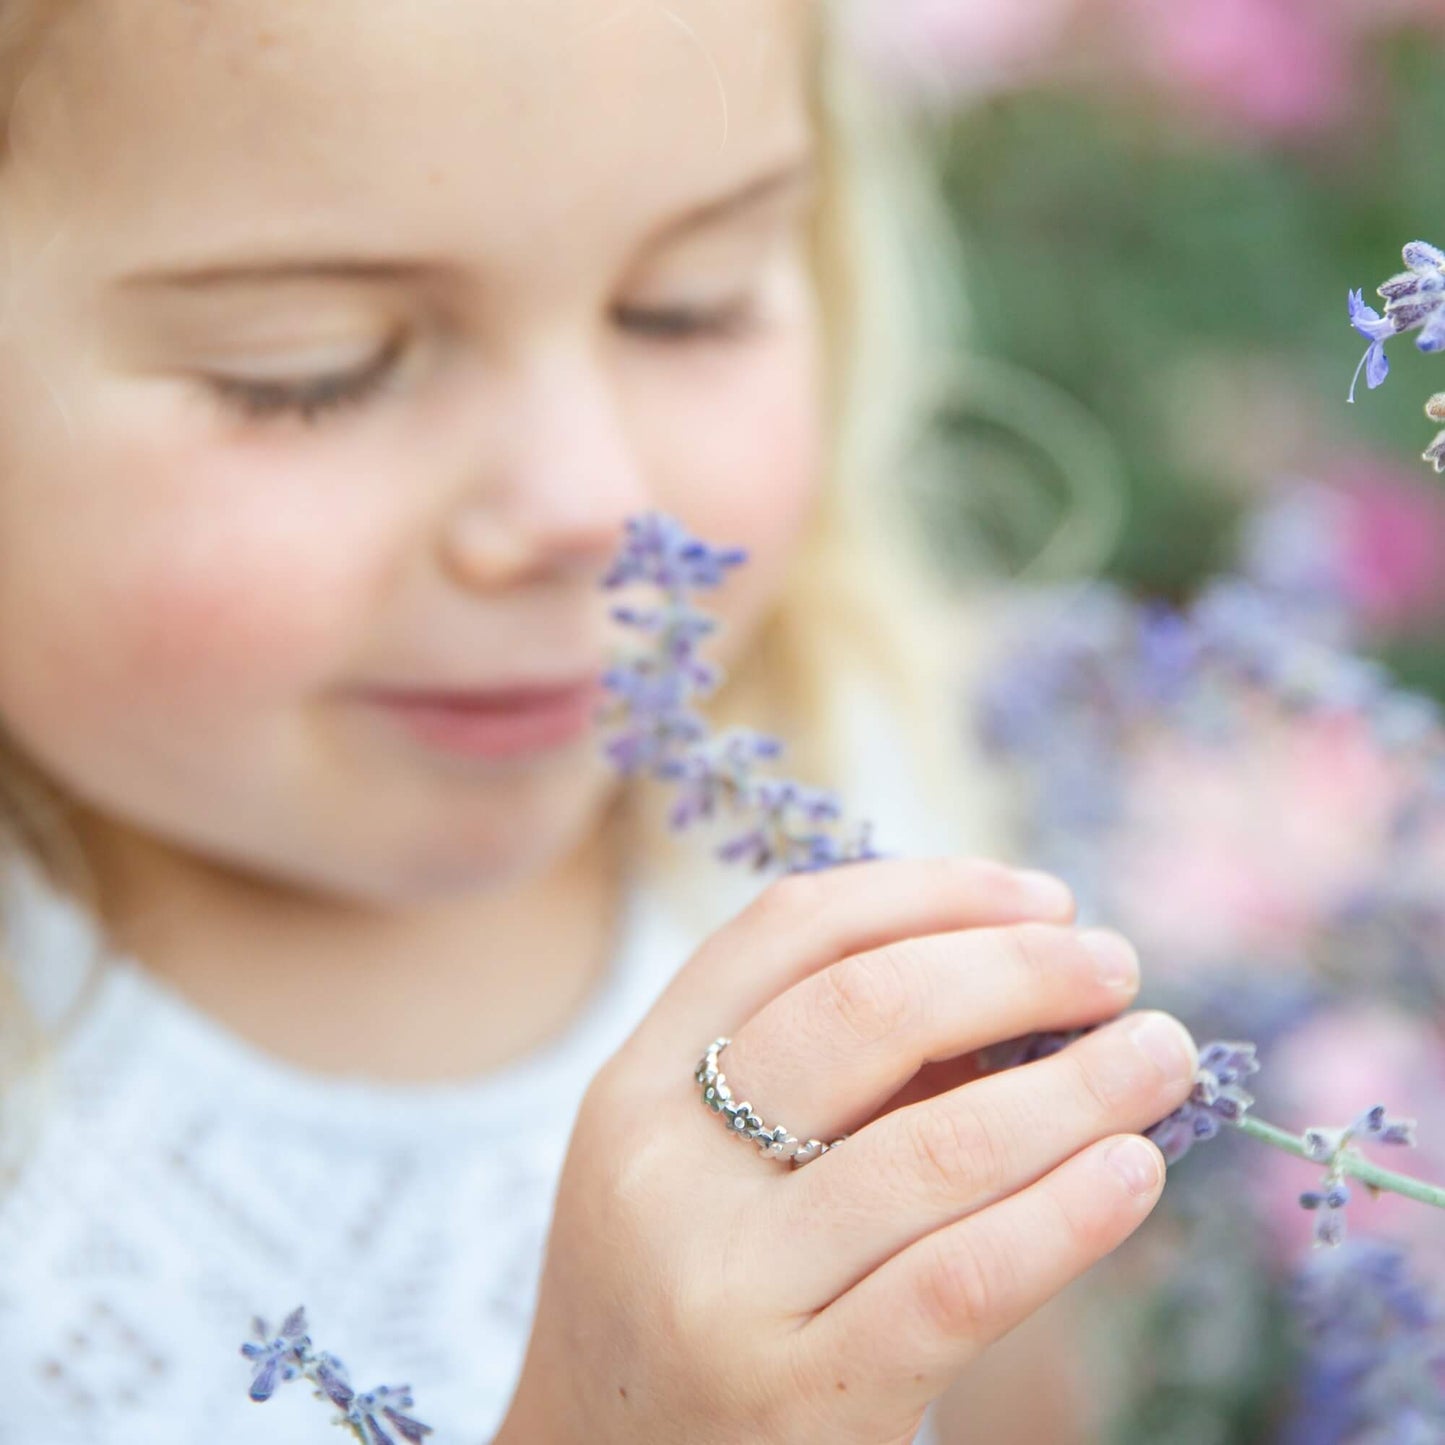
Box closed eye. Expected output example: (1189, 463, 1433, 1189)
(205, 332, 407, 424)
(613, 297, 758, 342)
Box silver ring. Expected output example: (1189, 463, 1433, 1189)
(695, 1037, 845, 1168)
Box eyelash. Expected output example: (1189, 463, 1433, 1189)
(206, 333, 406, 425)
(204, 299, 757, 425)
(615, 298, 759, 342)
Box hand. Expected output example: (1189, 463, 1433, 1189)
(497, 857, 1196, 1445)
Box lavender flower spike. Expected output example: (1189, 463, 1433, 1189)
(602, 512, 747, 593)
(240, 1306, 433, 1443)
(600, 512, 881, 877)
(1145, 1040, 1260, 1165)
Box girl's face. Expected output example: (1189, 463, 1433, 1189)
(0, 0, 823, 903)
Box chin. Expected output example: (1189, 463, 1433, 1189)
(350, 772, 619, 903)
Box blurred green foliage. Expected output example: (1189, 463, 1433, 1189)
(922, 29, 1445, 604)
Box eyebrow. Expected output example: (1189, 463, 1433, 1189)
(644, 153, 818, 246)
(115, 154, 819, 293)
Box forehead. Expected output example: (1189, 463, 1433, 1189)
(9, 0, 815, 271)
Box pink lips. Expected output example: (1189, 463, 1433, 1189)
(353, 679, 602, 760)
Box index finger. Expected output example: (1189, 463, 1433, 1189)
(637, 856, 1076, 1059)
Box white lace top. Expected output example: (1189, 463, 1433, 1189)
(0, 705, 969, 1445)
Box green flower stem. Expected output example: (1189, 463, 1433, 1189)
(1234, 1114, 1445, 1211)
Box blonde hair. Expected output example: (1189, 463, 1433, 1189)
(0, 4, 987, 1150)
(691, 14, 980, 831)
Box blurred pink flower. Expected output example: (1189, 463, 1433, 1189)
(846, 0, 1081, 103)
(848, 0, 1442, 118)
(1112, 0, 1355, 137)
(1327, 470, 1445, 634)
(1251, 1007, 1445, 1281)
(1106, 712, 1399, 970)
(1247, 470, 1445, 637)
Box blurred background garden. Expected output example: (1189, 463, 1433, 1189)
(845, 2, 1445, 1440)
(852, 0, 1445, 657)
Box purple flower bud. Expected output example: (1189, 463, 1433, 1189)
(1314, 1208, 1347, 1248)
(1345, 1104, 1417, 1148)
(1419, 308, 1445, 354)
(1145, 1039, 1260, 1165)
(1387, 298, 1440, 332)
(1402, 240, 1445, 272)
(1379, 273, 1432, 302)
(314, 1351, 355, 1408)
(1425, 431, 1445, 474)
(344, 1383, 434, 1445)
(239, 1308, 310, 1402)
(1304, 1128, 1343, 1163)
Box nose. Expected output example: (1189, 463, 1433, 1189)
(437, 347, 650, 592)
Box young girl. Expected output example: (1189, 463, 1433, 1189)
(0, 2, 1197, 1441)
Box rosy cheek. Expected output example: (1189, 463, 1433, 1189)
(98, 536, 358, 710)
(0, 438, 386, 729)
(650, 330, 824, 578)
(689, 338, 824, 640)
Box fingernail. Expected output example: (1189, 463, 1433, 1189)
(1127, 1012, 1197, 1082)
(1105, 1136, 1163, 1196)
(1079, 928, 1139, 991)
(1014, 869, 1074, 916)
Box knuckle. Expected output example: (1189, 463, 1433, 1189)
(997, 921, 1066, 985)
(1046, 1167, 1115, 1259)
(753, 869, 831, 928)
(920, 1232, 1016, 1342)
(817, 947, 914, 1045)
(905, 1103, 993, 1197)
(1038, 1166, 1120, 1272)
(1063, 1041, 1126, 1119)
